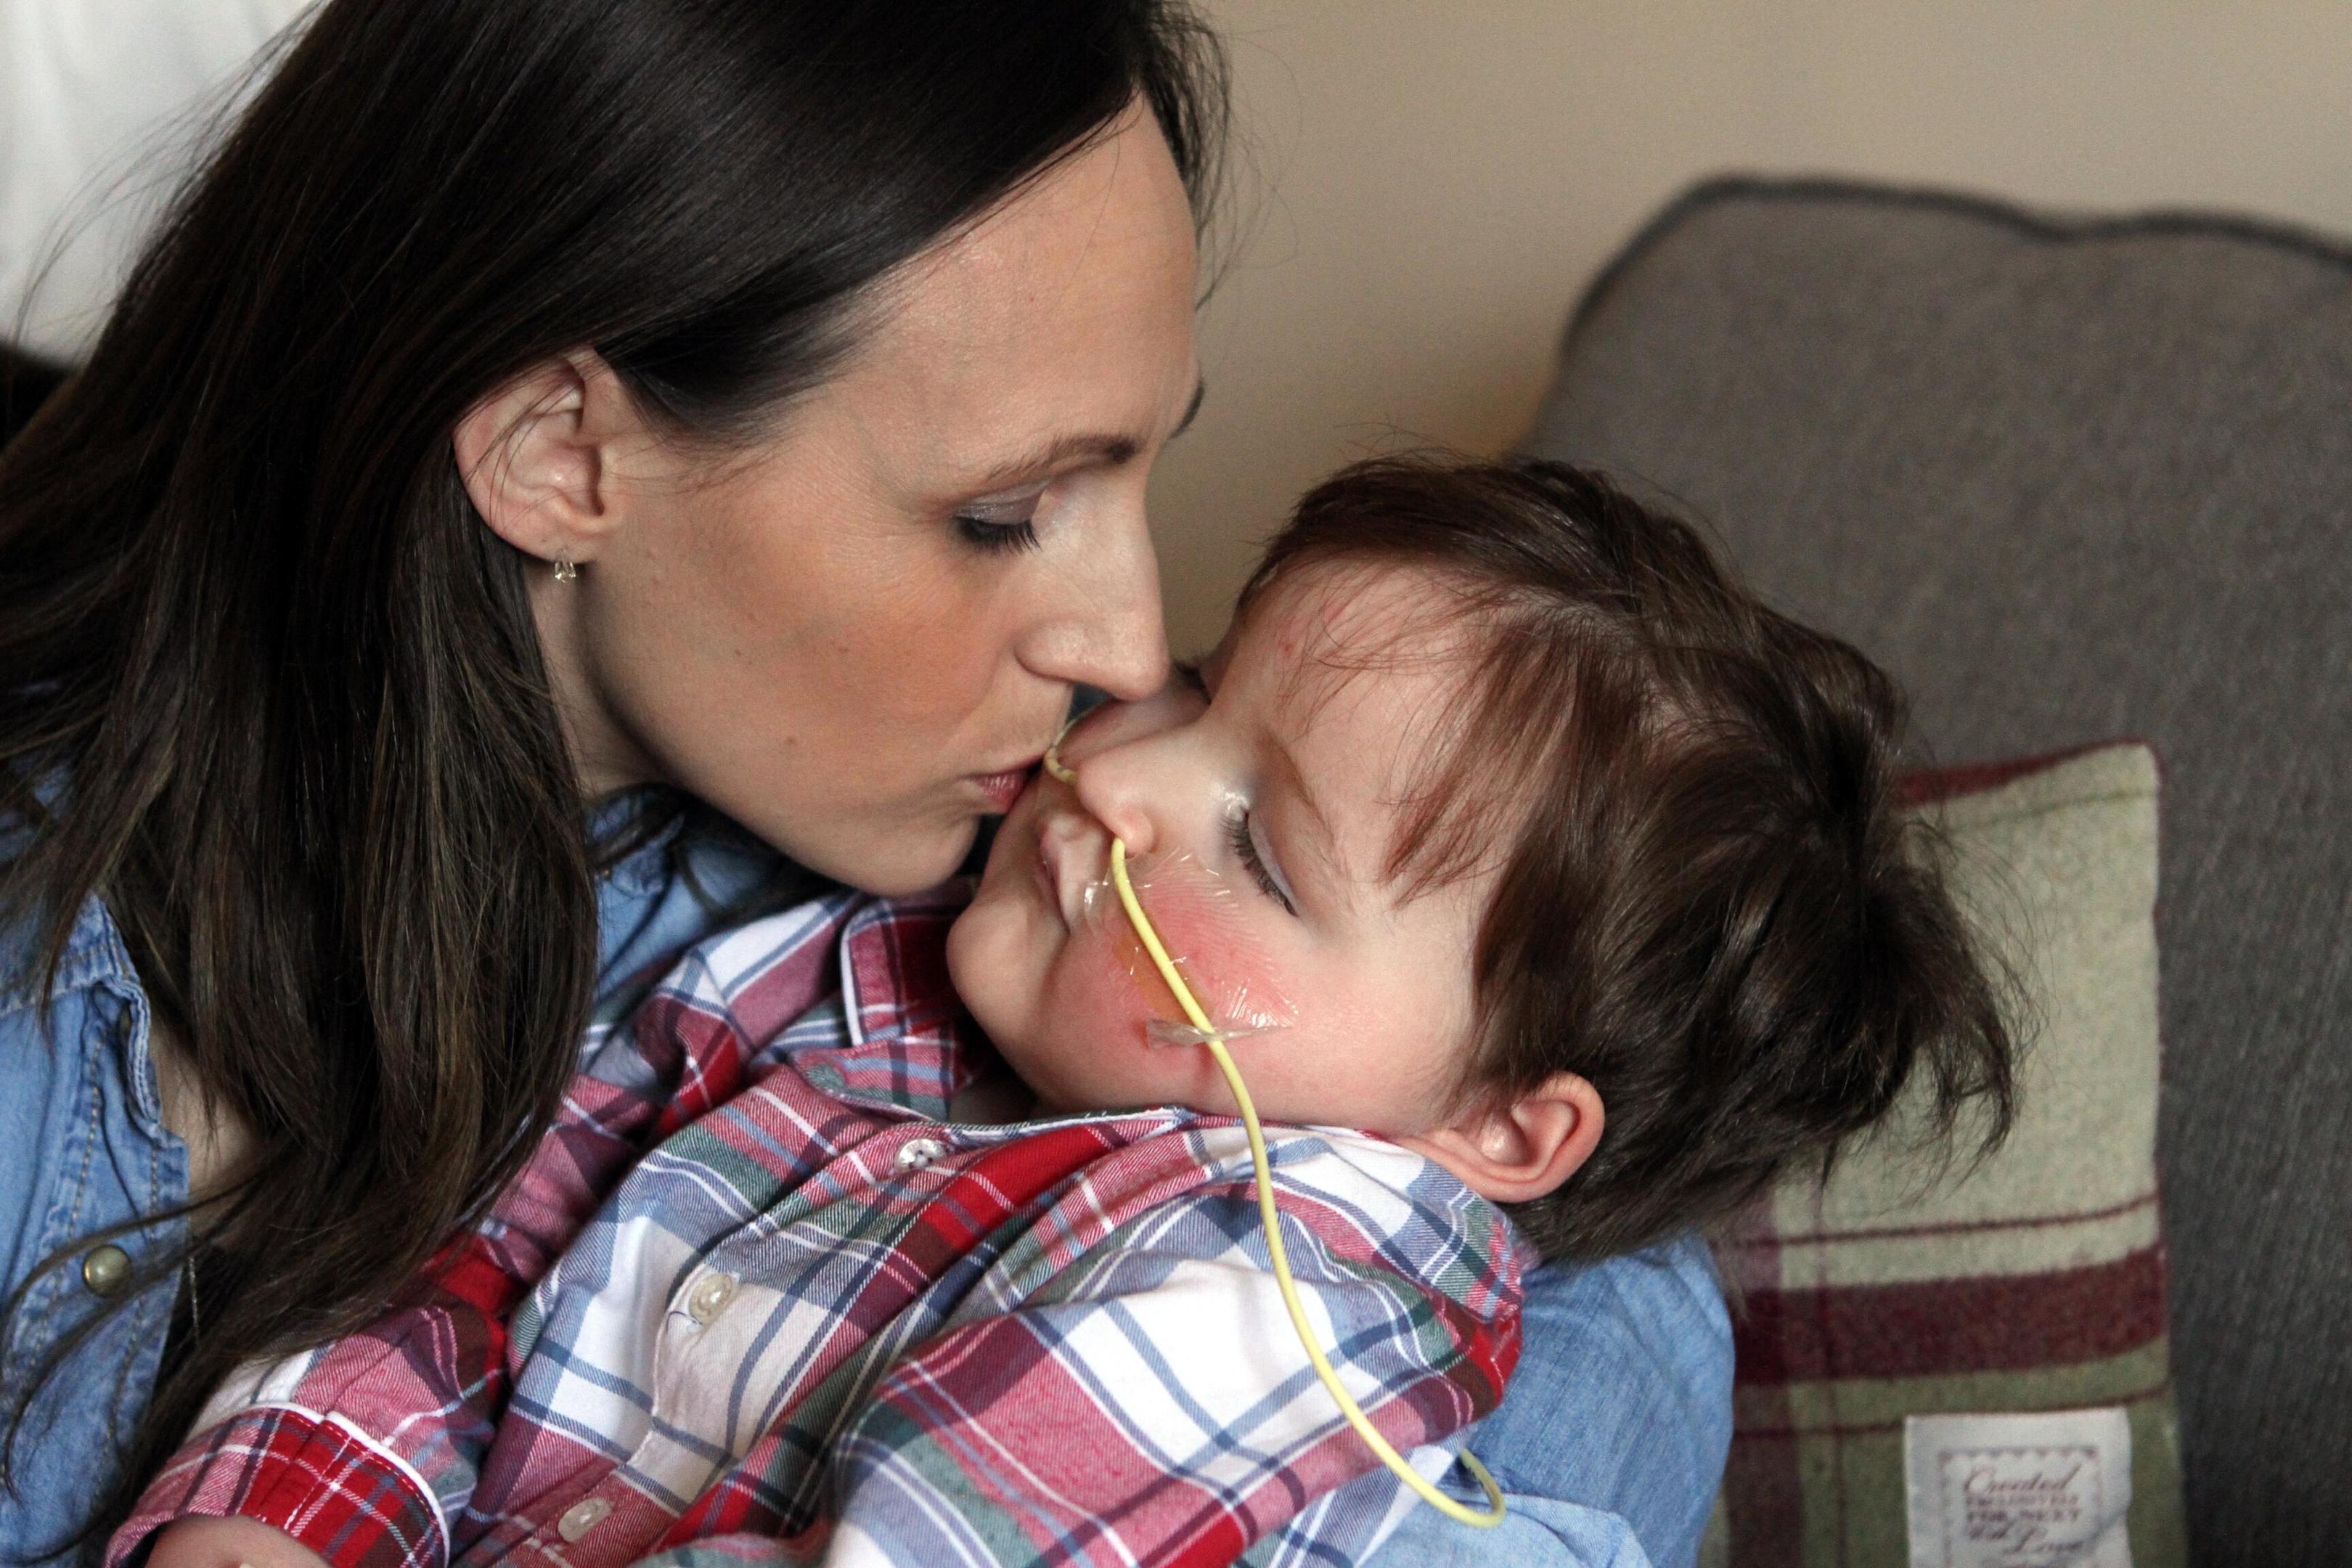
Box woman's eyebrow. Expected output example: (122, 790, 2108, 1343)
(964, 431, 1140, 493)
(965, 380, 1207, 494)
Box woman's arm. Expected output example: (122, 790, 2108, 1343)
(1361, 1235, 1732, 1568)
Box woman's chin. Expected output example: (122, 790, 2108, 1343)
(807, 817, 979, 899)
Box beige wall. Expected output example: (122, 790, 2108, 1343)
(1152, 1, 2352, 653)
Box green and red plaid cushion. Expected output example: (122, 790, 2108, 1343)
(1702, 743, 2189, 1568)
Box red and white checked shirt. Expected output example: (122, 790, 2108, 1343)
(113, 883, 1527, 1568)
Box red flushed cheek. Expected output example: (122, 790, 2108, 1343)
(1066, 854, 1296, 1045)
(1055, 919, 1180, 1051)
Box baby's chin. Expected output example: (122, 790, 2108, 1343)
(992, 1018, 1212, 1119)
(943, 892, 1029, 1048)
(948, 912, 1179, 1109)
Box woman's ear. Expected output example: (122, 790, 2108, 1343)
(1394, 1073, 1604, 1205)
(452, 351, 642, 568)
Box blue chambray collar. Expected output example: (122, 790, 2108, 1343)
(589, 788, 685, 902)
(0, 885, 170, 1143)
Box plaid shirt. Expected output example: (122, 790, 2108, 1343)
(114, 883, 1527, 1568)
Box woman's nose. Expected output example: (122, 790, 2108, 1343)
(1021, 508, 1169, 703)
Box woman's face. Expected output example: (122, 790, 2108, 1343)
(548, 109, 1201, 894)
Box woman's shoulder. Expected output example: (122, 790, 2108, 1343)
(0, 783, 166, 1154)
(0, 829, 145, 1025)
(0, 841, 189, 1568)
(0, 843, 177, 1300)
(0, 772, 111, 1000)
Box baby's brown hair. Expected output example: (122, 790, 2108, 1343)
(1241, 456, 2017, 1261)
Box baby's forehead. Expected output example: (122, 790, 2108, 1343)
(1226, 561, 1500, 887)
(1225, 561, 1485, 710)
(1222, 561, 1533, 907)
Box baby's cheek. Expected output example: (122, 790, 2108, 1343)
(1139, 897, 1296, 1036)
(1067, 858, 1298, 1042)
(1034, 892, 1304, 1114)
(1046, 920, 1164, 1052)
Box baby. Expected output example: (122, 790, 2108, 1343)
(122, 458, 2013, 1568)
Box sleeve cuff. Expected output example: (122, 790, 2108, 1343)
(109, 1405, 447, 1568)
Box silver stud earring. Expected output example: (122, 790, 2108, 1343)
(552, 557, 579, 582)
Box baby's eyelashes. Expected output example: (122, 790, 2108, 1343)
(1225, 804, 1299, 916)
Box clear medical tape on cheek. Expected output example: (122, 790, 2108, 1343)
(1045, 738, 1506, 1529)
(1145, 1017, 1279, 1049)
(1075, 852, 1296, 1043)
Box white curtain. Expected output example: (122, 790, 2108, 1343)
(0, 0, 314, 362)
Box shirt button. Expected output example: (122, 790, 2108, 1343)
(896, 1137, 949, 1172)
(81, 1244, 133, 1298)
(557, 1496, 612, 1542)
(687, 1271, 738, 1325)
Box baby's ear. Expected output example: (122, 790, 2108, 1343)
(1394, 1074, 1604, 1205)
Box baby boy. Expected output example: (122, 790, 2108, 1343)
(121, 458, 2013, 1568)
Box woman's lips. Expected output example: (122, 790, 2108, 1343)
(968, 761, 1040, 813)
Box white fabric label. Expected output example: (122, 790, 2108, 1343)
(1904, 1407, 2133, 1568)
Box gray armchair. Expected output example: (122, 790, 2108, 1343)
(1524, 175, 2351, 1566)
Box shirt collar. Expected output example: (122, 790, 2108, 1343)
(811, 879, 981, 1121)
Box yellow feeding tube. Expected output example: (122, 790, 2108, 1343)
(1046, 743, 1504, 1527)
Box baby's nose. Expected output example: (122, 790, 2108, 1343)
(1069, 757, 1157, 860)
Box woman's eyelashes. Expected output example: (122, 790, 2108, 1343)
(1226, 806, 1298, 916)
(952, 489, 1044, 555)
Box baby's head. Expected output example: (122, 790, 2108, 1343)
(949, 456, 2015, 1260)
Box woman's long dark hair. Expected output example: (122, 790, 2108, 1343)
(0, 1, 1225, 1553)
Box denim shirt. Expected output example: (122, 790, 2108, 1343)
(0, 810, 1729, 1568)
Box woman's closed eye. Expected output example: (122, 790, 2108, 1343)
(953, 488, 1043, 555)
(1227, 805, 1298, 915)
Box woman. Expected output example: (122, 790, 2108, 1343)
(0, 3, 1728, 1564)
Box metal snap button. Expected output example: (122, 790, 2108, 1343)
(895, 1137, 948, 1172)
(557, 1496, 612, 1543)
(81, 1244, 132, 1298)
(686, 1271, 738, 1326)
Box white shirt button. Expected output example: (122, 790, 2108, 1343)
(895, 1137, 949, 1172)
(686, 1270, 738, 1325)
(556, 1496, 611, 1542)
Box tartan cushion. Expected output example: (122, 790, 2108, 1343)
(1700, 743, 2188, 1567)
